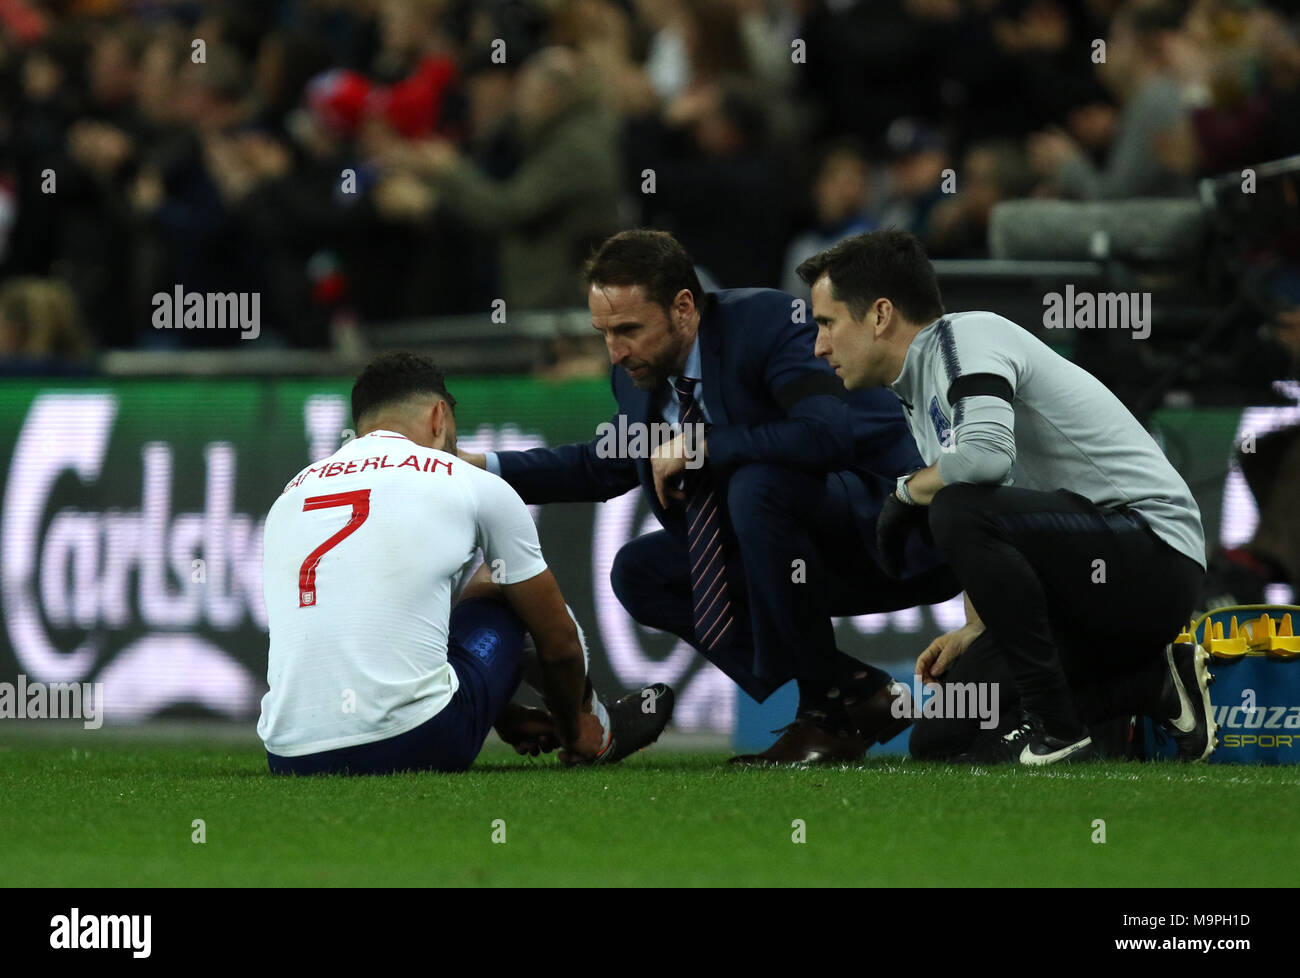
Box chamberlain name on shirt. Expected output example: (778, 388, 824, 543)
(284, 454, 453, 491)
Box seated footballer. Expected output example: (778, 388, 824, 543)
(257, 352, 673, 774)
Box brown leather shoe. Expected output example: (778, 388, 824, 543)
(845, 680, 912, 746)
(728, 718, 868, 766)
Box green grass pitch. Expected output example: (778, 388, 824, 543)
(3, 733, 1297, 887)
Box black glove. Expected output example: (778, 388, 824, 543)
(875, 493, 929, 579)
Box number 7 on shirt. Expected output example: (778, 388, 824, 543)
(298, 489, 371, 608)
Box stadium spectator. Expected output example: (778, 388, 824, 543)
(130, 45, 275, 348)
(631, 78, 785, 287)
(553, 0, 660, 116)
(0, 276, 94, 374)
(387, 46, 622, 311)
(1182, 0, 1300, 173)
(248, 30, 333, 131)
(780, 140, 876, 299)
(1028, 0, 1197, 199)
(925, 138, 1035, 258)
(5, 28, 87, 274)
(441, 44, 522, 312)
(369, 0, 457, 83)
(50, 19, 151, 348)
(870, 118, 951, 239)
(1, 0, 1298, 350)
(793, 0, 948, 146)
(636, 0, 785, 101)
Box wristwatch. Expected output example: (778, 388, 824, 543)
(896, 470, 922, 505)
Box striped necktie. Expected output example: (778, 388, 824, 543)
(671, 376, 735, 651)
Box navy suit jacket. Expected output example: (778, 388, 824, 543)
(495, 288, 925, 543)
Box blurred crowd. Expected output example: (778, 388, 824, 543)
(2, 0, 1300, 362)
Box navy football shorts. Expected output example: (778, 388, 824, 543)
(267, 597, 526, 775)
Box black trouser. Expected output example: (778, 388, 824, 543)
(610, 464, 959, 703)
(912, 484, 1204, 757)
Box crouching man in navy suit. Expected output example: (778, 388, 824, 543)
(458, 230, 958, 764)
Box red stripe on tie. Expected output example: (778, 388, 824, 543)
(674, 376, 735, 653)
(688, 491, 714, 532)
(699, 603, 734, 646)
(693, 551, 724, 596)
(690, 527, 721, 574)
(695, 577, 726, 620)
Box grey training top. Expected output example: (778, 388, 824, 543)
(889, 311, 1206, 568)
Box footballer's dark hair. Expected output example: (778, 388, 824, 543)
(796, 228, 945, 325)
(351, 352, 456, 427)
(585, 229, 706, 313)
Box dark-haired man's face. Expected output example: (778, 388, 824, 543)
(810, 275, 889, 390)
(589, 283, 696, 391)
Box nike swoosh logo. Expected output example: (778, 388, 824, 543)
(1167, 646, 1198, 734)
(1020, 736, 1092, 765)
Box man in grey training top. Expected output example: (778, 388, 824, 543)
(799, 228, 1215, 765)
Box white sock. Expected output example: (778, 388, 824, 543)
(522, 604, 609, 744)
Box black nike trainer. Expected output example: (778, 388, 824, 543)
(961, 712, 1096, 766)
(1158, 641, 1217, 762)
(594, 682, 676, 764)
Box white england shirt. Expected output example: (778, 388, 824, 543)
(257, 430, 547, 756)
